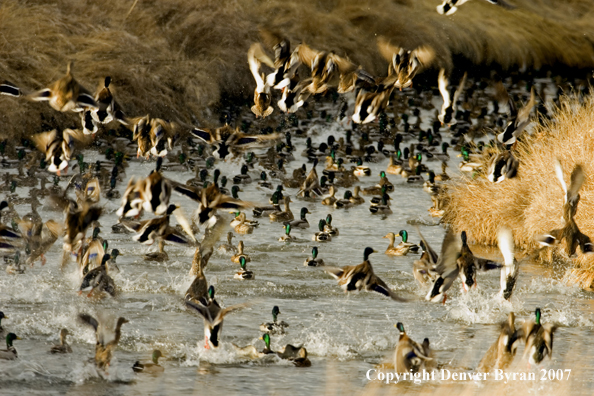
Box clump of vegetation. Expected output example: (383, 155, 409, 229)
(443, 95, 594, 289)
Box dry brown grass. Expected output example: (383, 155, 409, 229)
(443, 96, 594, 289)
(1, 0, 594, 141)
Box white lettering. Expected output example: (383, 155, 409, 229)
(441, 369, 451, 380)
(366, 369, 376, 381)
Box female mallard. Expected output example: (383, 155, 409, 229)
(231, 240, 251, 264)
(32, 128, 87, 176)
(233, 213, 254, 235)
(121, 204, 191, 247)
(233, 164, 253, 185)
(321, 186, 337, 206)
(50, 329, 73, 354)
(218, 232, 237, 254)
(323, 214, 339, 236)
(333, 191, 354, 209)
(487, 149, 519, 183)
(304, 246, 325, 267)
(133, 350, 165, 373)
(477, 312, 522, 373)
(312, 220, 332, 242)
(0, 312, 7, 339)
(78, 314, 128, 371)
(438, 69, 466, 126)
(259, 306, 289, 334)
(324, 247, 406, 301)
(186, 246, 209, 300)
(79, 253, 116, 298)
(287, 207, 310, 229)
(0, 333, 21, 360)
(234, 257, 255, 280)
(393, 323, 432, 374)
(248, 43, 274, 118)
(434, 162, 450, 182)
(269, 197, 294, 222)
(346, 187, 363, 206)
(90, 76, 126, 126)
(28, 62, 97, 112)
(185, 286, 249, 349)
(352, 86, 394, 124)
(386, 151, 404, 175)
(279, 223, 297, 242)
(522, 308, 557, 367)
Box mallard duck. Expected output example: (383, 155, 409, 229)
(233, 213, 255, 235)
(0, 312, 7, 339)
(78, 314, 128, 371)
(259, 333, 311, 367)
(386, 152, 404, 175)
(50, 329, 73, 354)
(277, 74, 312, 113)
(90, 76, 126, 126)
(458, 147, 483, 173)
(369, 194, 392, 215)
(269, 197, 294, 222)
(279, 223, 297, 242)
(259, 306, 289, 334)
(304, 246, 325, 267)
(218, 232, 237, 254)
(383, 231, 418, 256)
(185, 286, 249, 349)
(28, 62, 97, 112)
(290, 43, 339, 95)
(297, 159, 323, 197)
(497, 227, 520, 300)
(186, 246, 210, 302)
(487, 149, 519, 183)
(323, 214, 339, 236)
(312, 220, 332, 242)
(142, 158, 172, 215)
(333, 191, 354, 209)
(353, 159, 371, 177)
(189, 125, 280, 160)
(234, 256, 255, 280)
(522, 308, 557, 367)
(477, 312, 522, 373)
(0, 333, 21, 360)
(321, 186, 337, 206)
(347, 186, 363, 205)
(437, 0, 515, 15)
(536, 161, 594, 256)
(79, 253, 116, 298)
(287, 207, 310, 229)
(437, 69, 467, 126)
(129, 115, 152, 158)
(6, 251, 25, 274)
(324, 247, 406, 301)
(193, 183, 253, 225)
(393, 323, 433, 374)
(406, 167, 425, 184)
(412, 239, 439, 286)
(497, 87, 536, 147)
(31, 129, 88, 175)
(233, 165, 252, 185)
(426, 230, 502, 303)
(377, 37, 435, 90)
(248, 43, 274, 118)
(258, 171, 273, 190)
(231, 240, 251, 264)
(362, 171, 394, 195)
(121, 204, 192, 246)
(352, 86, 395, 124)
(133, 350, 165, 373)
(434, 162, 450, 182)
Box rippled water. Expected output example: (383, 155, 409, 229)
(1, 85, 594, 396)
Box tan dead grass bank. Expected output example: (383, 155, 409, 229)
(1, 0, 594, 140)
